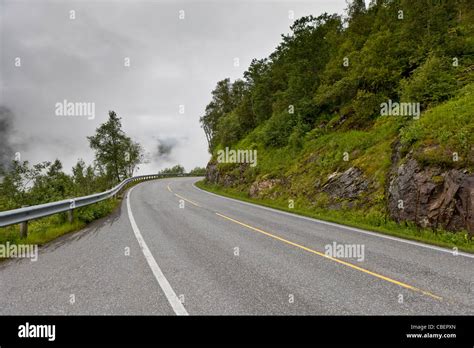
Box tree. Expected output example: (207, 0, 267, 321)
(124, 140, 144, 178)
(200, 79, 249, 152)
(0, 160, 30, 210)
(87, 111, 143, 184)
(72, 159, 96, 195)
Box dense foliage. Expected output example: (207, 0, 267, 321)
(201, 0, 473, 153)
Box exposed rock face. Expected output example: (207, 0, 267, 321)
(205, 161, 248, 187)
(205, 162, 219, 183)
(249, 178, 282, 198)
(388, 158, 474, 235)
(206, 143, 474, 235)
(322, 167, 369, 200)
(428, 171, 474, 233)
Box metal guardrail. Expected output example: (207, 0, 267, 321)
(0, 173, 193, 228)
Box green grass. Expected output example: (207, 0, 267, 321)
(0, 198, 119, 248)
(400, 83, 474, 169)
(213, 115, 403, 201)
(196, 180, 474, 253)
(0, 178, 154, 259)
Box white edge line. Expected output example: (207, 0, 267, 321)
(127, 186, 188, 315)
(192, 182, 474, 259)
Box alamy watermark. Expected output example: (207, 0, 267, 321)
(325, 242, 365, 262)
(380, 99, 420, 119)
(55, 99, 95, 120)
(217, 147, 257, 167)
(0, 242, 38, 261)
(18, 322, 55, 341)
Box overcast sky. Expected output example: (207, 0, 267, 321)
(1, 0, 350, 174)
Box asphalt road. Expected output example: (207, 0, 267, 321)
(1, 177, 473, 315)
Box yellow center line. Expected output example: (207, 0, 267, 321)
(166, 183, 442, 301)
(174, 193, 201, 207)
(215, 212, 443, 301)
(168, 184, 201, 207)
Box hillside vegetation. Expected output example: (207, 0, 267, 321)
(200, 0, 474, 250)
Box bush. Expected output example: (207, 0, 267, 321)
(215, 112, 241, 147)
(77, 199, 116, 223)
(262, 111, 296, 147)
(400, 54, 458, 109)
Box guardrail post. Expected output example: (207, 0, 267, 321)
(67, 209, 74, 223)
(68, 199, 75, 224)
(20, 205, 28, 238)
(20, 221, 28, 238)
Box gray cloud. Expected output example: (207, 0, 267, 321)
(1, 0, 347, 174)
(156, 138, 179, 159)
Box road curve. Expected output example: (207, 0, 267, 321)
(1, 177, 473, 315)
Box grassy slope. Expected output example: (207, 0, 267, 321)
(204, 83, 474, 253)
(401, 82, 474, 170)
